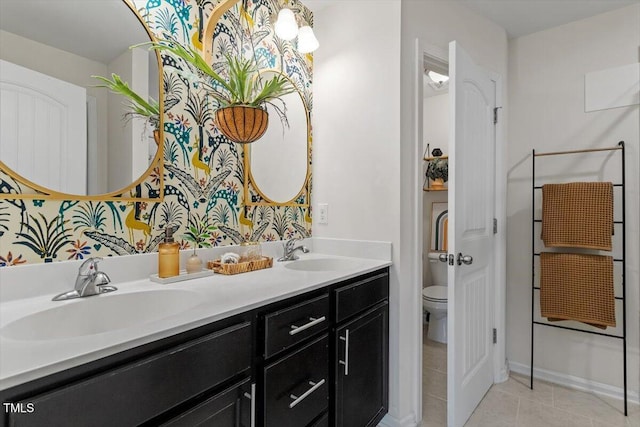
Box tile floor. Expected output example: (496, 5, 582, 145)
(422, 327, 640, 427)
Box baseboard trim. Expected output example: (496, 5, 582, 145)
(509, 360, 640, 404)
(378, 412, 419, 427)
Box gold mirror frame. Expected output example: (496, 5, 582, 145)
(0, 0, 164, 202)
(203, 1, 311, 208)
(243, 74, 311, 208)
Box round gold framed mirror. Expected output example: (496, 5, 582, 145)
(244, 72, 310, 207)
(0, 0, 163, 201)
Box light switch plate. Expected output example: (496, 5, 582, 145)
(318, 203, 328, 224)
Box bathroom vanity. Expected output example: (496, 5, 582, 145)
(0, 251, 389, 427)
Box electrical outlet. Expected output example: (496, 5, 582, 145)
(318, 203, 328, 224)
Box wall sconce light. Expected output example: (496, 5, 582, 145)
(274, 7, 319, 53)
(274, 8, 298, 40)
(297, 26, 319, 53)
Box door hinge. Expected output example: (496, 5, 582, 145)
(493, 328, 497, 344)
(493, 107, 502, 124)
(493, 218, 498, 234)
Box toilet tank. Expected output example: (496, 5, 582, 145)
(427, 252, 448, 286)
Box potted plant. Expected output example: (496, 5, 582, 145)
(92, 74, 161, 145)
(182, 220, 217, 273)
(143, 38, 295, 144)
(426, 157, 448, 189)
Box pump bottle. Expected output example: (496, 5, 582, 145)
(158, 227, 180, 278)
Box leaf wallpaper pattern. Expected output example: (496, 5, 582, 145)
(0, 0, 312, 267)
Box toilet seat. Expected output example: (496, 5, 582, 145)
(422, 285, 447, 302)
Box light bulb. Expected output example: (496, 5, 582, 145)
(274, 8, 298, 40)
(297, 26, 319, 53)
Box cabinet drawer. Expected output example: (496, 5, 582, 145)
(161, 378, 252, 427)
(264, 293, 329, 358)
(334, 271, 389, 323)
(263, 334, 329, 427)
(9, 322, 252, 427)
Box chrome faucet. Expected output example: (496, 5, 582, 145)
(278, 238, 310, 262)
(52, 257, 117, 301)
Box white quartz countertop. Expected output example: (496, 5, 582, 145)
(0, 248, 391, 391)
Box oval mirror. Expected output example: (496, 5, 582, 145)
(248, 72, 309, 204)
(0, 0, 161, 198)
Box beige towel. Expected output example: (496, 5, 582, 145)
(540, 252, 615, 328)
(542, 182, 613, 251)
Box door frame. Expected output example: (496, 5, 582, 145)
(414, 39, 507, 422)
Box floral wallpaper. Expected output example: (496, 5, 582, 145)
(0, 0, 312, 267)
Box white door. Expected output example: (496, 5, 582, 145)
(0, 59, 87, 195)
(447, 41, 496, 427)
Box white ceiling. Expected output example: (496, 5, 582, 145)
(459, 0, 639, 38)
(304, 0, 640, 39)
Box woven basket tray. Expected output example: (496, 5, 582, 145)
(207, 256, 273, 275)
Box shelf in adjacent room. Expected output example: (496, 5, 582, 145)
(424, 155, 449, 161)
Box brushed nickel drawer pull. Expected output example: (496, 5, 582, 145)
(289, 379, 326, 409)
(339, 329, 350, 376)
(243, 383, 256, 427)
(289, 316, 326, 336)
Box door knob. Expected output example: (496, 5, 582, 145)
(438, 253, 449, 263)
(457, 253, 473, 265)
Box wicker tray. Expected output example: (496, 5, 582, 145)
(207, 256, 273, 275)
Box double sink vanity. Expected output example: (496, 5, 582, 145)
(0, 240, 391, 427)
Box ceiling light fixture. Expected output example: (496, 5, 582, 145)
(427, 71, 449, 85)
(274, 7, 319, 53)
(425, 69, 449, 91)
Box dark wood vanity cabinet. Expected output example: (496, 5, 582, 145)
(161, 378, 253, 427)
(1, 268, 388, 427)
(333, 272, 389, 427)
(335, 305, 389, 427)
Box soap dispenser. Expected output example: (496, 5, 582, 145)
(158, 227, 180, 278)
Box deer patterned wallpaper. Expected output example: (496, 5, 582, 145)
(0, 0, 312, 267)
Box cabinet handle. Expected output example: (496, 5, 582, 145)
(289, 379, 326, 409)
(339, 329, 350, 376)
(243, 383, 256, 427)
(289, 316, 326, 336)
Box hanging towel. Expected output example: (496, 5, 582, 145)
(541, 182, 613, 251)
(540, 252, 615, 329)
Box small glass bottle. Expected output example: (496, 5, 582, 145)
(158, 227, 180, 278)
(240, 241, 262, 262)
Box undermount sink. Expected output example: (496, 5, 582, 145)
(284, 258, 363, 272)
(1, 289, 203, 341)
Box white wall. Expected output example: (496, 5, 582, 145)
(107, 49, 135, 193)
(507, 4, 640, 400)
(311, 0, 404, 423)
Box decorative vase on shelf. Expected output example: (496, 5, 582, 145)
(426, 157, 448, 190)
(431, 178, 445, 189)
(186, 252, 203, 273)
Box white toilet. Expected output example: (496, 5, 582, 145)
(423, 252, 448, 343)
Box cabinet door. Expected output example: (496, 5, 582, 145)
(161, 378, 254, 427)
(334, 303, 388, 427)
